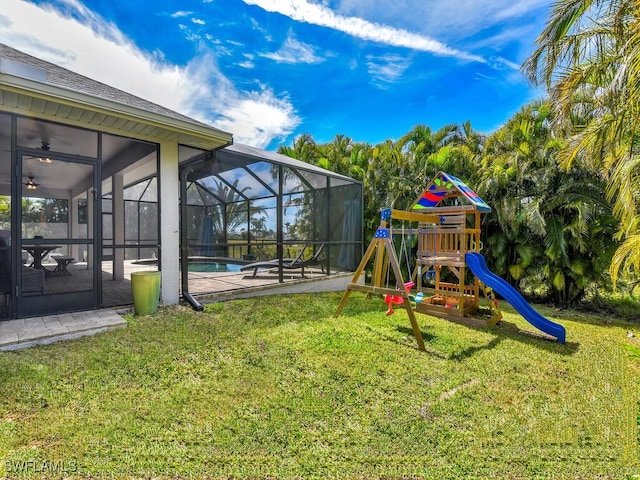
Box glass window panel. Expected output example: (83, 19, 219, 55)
(196, 177, 245, 204)
(21, 198, 68, 239)
(141, 177, 157, 202)
(250, 200, 276, 240)
(282, 167, 305, 194)
(17, 117, 98, 158)
(124, 201, 138, 241)
(251, 197, 276, 209)
(246, 161, 279, 194)
(226, 202, 248, 239)
(125, 247, 138, 260)
(218, 167, 272, 199)
(102, 198, 113, 213)
(330, 177, 352, 187)
(102, 213, 113, 242)
(73, 193, 89, 239)
(186, 183, 205, 206)
(123, 179, 149, 201)
(196, 183, 219, 206)
(186, 205, 207, 242)
(327, 184, 363, 271)
(139, 202, 158, 241)
(36, 244, 95, 294)
(283, 193, 315, 242)
(77, 199, 88, 225)
(297, 169, 327, 190)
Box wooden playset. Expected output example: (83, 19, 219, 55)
(334, 171, 503, 351)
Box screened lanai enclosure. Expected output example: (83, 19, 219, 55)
(0, 109, 361, 321)
(180, 143, 363, 297)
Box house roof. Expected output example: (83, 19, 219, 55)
(411, 171, 491, 212)
(0, 43, 232, 150)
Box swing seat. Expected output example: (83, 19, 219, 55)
(385, 294, 404, 305)
(409, 291, 424, 304)
(384, 281, 414, 315)
(385, 294, 403, 316)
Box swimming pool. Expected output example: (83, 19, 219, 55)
(188, 262, 244, 273)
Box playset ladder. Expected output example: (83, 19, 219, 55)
(480, 281, 502, 326)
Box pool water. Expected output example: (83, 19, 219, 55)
(188, 262, 243, 273)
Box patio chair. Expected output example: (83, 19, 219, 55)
(241, 244, 325, 278)
(240, 244, 307, 276)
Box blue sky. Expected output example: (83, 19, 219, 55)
(1, 0, 550, 150)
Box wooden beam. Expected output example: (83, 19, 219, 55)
(390, 209, 440, 224)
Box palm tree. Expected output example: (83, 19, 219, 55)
(522, 0, 640, 288)
(478, 101, 616, 305)
(318, 134, 354, 176)
(277, 133, 319, 165)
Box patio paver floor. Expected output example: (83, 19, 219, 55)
(0, 309, 127, 351)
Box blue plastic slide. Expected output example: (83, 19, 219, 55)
(465, 252, 566, 344)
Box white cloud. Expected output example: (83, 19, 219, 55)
(171, 10, 192, 18)
(237, 53, 256, 69)
(261, 34, 323, 64)
(489, 56, 520, 71)
(192, 17, 206, 25)
(493, 0, 550, 22)
(337, 0, 549, 41)
(366, 54, 412, 86)
(0, 0, 299, 148)
(178, 23, 202, 42)
(213, 86, 301, 148)
(243, 0, 484, 63)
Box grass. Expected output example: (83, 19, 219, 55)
(0, 292, 638, 479)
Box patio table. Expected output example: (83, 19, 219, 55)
(22, 244, 61, 270)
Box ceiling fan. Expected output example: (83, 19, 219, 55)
(37, 141, 53, 163)
(24, 176, 39, 190)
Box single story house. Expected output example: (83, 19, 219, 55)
(0, 43, 362, 320)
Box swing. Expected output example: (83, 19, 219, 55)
(385, 219, 413, 285)
(393, 223, 426, 309)
(402, 225, 424, 305)
(400, 227, 424, 305)
(384, 221, 417, 315)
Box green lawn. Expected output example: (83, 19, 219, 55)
(0, 292, 638, 479)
